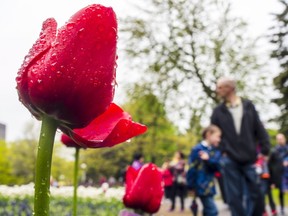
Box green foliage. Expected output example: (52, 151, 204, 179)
(8, 139, 37, 184)
(0, 141, 16, 184)
(267, 129, 279, 147)
(81, 145, 134, 184)
(51, 142, 74, 184)
(270, 0, 288, 134)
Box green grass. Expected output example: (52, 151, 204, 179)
(266, 188, 288, 206)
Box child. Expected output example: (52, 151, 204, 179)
(169, 151, 187, 211)
(161, 161, 174, 204)
(186, 125, 222, 216)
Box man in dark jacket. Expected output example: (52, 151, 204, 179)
(211, 77, 270, 216)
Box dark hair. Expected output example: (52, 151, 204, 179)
(133, 153, 143, 161)
(202, 124, 221, 139)
(175, 151, 185, 159)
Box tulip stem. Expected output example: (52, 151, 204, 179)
(73, 147, 80, 216)
(34, 115, 58, 216)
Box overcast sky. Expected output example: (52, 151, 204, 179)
(0, 0, 281, 141)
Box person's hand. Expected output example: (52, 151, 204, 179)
(257, 153, 268, 161)
(199, 151, 209, 160)
(284, 161, 288, 167)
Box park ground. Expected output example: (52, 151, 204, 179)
(156, 196, 287, 216)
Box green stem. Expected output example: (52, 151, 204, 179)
(73, 147, 80, 216)
(34, 115, 58, 216)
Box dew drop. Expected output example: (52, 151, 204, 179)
(78, 29, 85, 39)
(67, 22, 75, 30)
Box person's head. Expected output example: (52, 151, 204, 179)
(216, 77, 237, 101)
(276, 133, 286, 146)
(133, 153, 144, 162)
(202, 124, 222, 147)
(162, 161, 170, 169)
(173, 151, 185, 160)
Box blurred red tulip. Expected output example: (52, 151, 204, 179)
(16, 4, 117, 129)
(123, 163, 164, 213)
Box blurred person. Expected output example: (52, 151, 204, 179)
(169, 151, 187, 212)
(211, 77, 270, 216)
(255, 153, 273, 216)
(161, 161, 174, 202)
(268, 133, 288, 216)
(131, 153, 144, 171)
(187, 125, 222, 216)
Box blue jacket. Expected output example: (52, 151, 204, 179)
(186, 142, 221, 196)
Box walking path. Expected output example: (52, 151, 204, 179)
(155, 197, 287, 216)
(155, 197, 230, 216)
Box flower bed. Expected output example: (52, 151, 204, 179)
(0, 184, 125, 215)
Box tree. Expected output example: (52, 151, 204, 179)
(51, 142, 74, 185)
(123, 84, 181, 163)
(120, 0, 270, 131)
(270, 0, 288, 134)
(8, 139, 37, 184)
(0, 141, 16, 184)
(8, 121, 39, 184)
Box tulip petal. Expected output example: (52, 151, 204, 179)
(65, 103, 147, 148)
(16, 5, 118, 128)
(123, 163, 164, 213)
(60, 133, 84, 149)
(124, 166, 140, 193)
(16, 18, 57, 118)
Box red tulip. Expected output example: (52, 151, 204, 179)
(16, 5, 147, 215)
(65, 103, 147, 148)
(123, 163, 164, 213)
(16, 4, 117, 129)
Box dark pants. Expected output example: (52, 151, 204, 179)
(216, 175, 227, 203)
(199, 195, 218, 216)
(170, 182, 186, 210)
(267, 186, 284, 213)
(222, 157, 264, 216)
(259, 178, 276, 213)
(265, 182, 276, 212)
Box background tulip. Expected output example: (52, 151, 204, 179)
(123, 163, 164, 214)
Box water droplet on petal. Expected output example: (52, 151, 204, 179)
(67, 22, 75, 30)
(78, 28, 85, 38)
